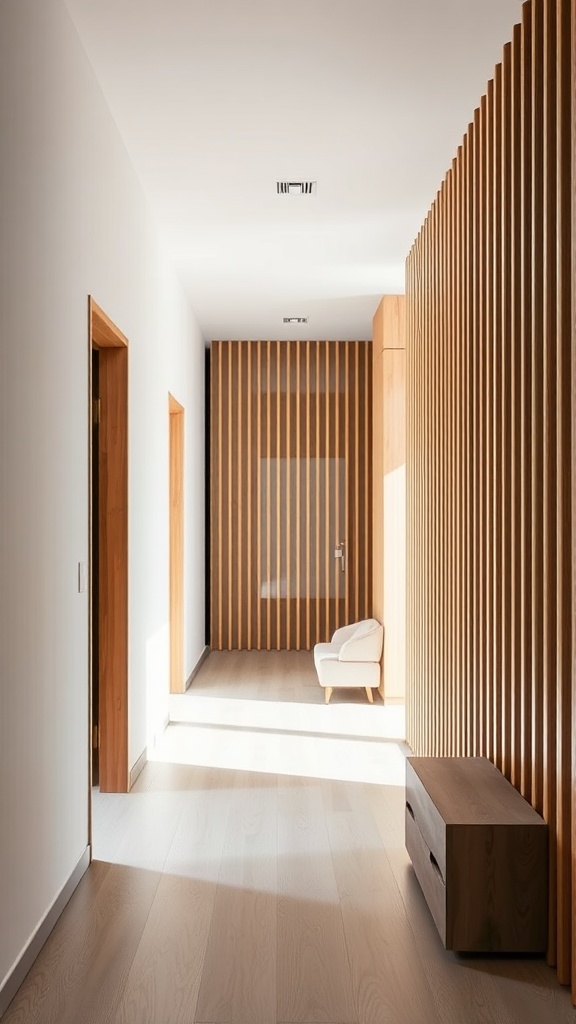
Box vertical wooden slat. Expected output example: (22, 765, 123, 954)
(491, 66, 503, 770)
(565, 0, 569, 999)
(286, 342, 292, 651)
(217, 344, 223, 650)
(305, 341, 311, 649)
(530, 0, 545, 815)
(236, 343, 243, 649)
(510, 22, 523, 792)
(266, 340, 272, 650)
(352, 339, 356, 618)
(276, 341, 282, 650)
(296, 342, 301, 650)
(519, 2, 533, 802)
(335, 341, 341, 630)
(315, 343, 320, 640)
(542, 0, 558, 968)
(256, 341, 262, 651)
(555, 0, 572, 988)
(500, 42, 513, 780)
(247, 342, 253, 650)
(344, 342, 350, 626)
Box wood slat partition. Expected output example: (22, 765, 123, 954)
(405, 0, 574, 996)
(210, 340, 372, 651)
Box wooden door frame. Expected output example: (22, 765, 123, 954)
(89, 297, 129, 793)
(169, 394, 185, 693)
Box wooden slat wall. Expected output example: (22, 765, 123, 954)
(406, 0, 574, 996)
(210, 340, 372, 651)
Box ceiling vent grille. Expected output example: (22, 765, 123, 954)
(276, 181, 317, 195)
(283, 316, 308, 324)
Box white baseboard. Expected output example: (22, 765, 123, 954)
(129, 747, 147, 790)
(185, 644, 210, 690)
(0, 845, 90, 1018)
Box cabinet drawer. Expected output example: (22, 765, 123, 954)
(405, 802, 446, 944)
(405, 758, 446, 878)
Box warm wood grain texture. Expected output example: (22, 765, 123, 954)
(89, 297, 129, 349)
(405, 0, 574, 994)
(169, 395, 184, 694)
(209, 341, 372, 651)
(90, 298, 128, 794)
(406, 758, 548, 953)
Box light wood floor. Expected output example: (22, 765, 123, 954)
(3, 652, 574, 1024)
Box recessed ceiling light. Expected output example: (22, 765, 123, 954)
(283, 316, 308, 324)
(276, 181, 317, 195)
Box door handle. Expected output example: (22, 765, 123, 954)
(334, 541, 346, 572)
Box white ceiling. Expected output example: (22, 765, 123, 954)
(65, 0, 523, 341)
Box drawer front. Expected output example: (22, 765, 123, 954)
(405, 806, 447, 945)
(406, 759, 447, 877)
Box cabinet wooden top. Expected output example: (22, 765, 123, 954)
(407, 756, 547, 827)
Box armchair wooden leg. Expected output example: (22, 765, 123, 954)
(365, 686, 374, 704)
(325, 687, 333, 705)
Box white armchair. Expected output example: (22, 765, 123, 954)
(313, 618, 384, 704)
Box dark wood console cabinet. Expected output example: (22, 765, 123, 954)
(405, 756, 548, 953)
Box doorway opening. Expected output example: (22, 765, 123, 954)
(89, 297, 129, 793)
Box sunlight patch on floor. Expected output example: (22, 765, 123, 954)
(151, 717, 406, 786)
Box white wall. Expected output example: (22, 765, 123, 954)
(0, 0, 206, 996)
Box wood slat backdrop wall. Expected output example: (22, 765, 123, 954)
(210, 340, 372, 651)
(406, 0, 575, 997)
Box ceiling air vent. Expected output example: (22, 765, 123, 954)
(283, 316, 308, 324)
(276, 181, 317, 195)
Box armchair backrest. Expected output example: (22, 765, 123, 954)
(338, 618, 383, 662)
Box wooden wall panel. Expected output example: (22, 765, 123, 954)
(210, 340, 372, 652)
(372, 297, 406, 702)
(406, 0, 574, 996)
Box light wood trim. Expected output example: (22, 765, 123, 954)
(169, 394, 184, 694)
(89, 297, 128, 349)
(90, 298, 128, 795)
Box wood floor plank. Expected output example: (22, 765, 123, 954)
(115, 766, 235, 1024)
(194, 771, 278, 1024)
(323, 784, 442, 1024)
(1, 861, 161, 1024)
(277, 776, 357, 1024)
